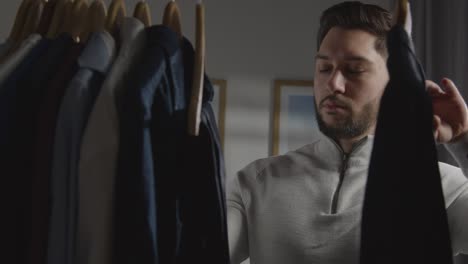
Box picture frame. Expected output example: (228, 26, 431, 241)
(211, 79, 227, 149)
(271, 79, 319, 156)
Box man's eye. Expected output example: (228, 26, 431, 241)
(319, 68, 332, 73)
(347, 69, 365, 74)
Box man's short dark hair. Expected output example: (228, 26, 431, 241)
(317, 1, 392, 57)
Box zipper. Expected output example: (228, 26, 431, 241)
(329, 137, 368, 214)
(330, 153, 349, 213)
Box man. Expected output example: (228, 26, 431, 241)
(227, 2, 468, 264)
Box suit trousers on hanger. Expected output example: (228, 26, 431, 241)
(360, 26, 453, 264)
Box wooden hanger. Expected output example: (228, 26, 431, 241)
(72, 1, 91, 42)
(394, 0, 408, 26)
(46, 0, 69, 38)
(393, 0, 412, 36)
(18, 0, 44, 42)
(163, 0, 182, 38)
(0, 0, 32, 62)
(58, 0, 75, 36)
(37, 0, 56, 35)
(87, 0, 107, 34)
(105, 0, 127, 35)
(8, 0, 31, 46)
(68, 0, 89, 42)
(133, 1, 152, 27)
(78, 2, 91, 42)
(188, 1, 206, 136)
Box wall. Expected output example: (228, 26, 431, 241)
(0, 0, 392, 179)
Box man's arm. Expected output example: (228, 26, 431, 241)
(226, 174, 249, 264)
(443, 135, 468, 255)
(427, 78, 468, 255)
(446, 185, 468, 255)
(445, 133, 468, 176)
(438, 162, 468, 255)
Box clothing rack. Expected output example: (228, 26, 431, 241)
(0, 1, 230, 264)
(5, 0, 206, 134)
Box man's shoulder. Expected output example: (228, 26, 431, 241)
(238, 139, 322, 179)
(438, 161, 466, 184)
(227, 139, 324, 207)
(438, 161, 468, 207)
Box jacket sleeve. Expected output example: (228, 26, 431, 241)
(442, 134, 468, 255)
(226, 172, 250, 264)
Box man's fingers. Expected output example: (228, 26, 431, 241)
(433, 115, 442, 141)
(433, 115, 441, 131)
(433, 114, 454, 143)
(441, 78, 461, 97)
(426, 80, 445, 96)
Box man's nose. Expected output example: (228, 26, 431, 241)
(327, 70, 346, 94)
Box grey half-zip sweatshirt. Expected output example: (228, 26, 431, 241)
(227, 132, 468, 264)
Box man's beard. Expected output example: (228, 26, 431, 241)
(315, 95, 378, 140)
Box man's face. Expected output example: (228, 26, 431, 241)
(313, 27, 389, 140)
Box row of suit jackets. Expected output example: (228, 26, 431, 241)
(0, 17, 230, 264)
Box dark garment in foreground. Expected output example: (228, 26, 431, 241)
(29, 41, 84, 264)
(113, 26, 173, 264)
(177, 39, 229, 264)
(114, 25, 229, 264)
(176, 102, 230, 264)
(360, 26, 453, 263)
(0, 37, 50, 264)
(5, 34, 73, 264)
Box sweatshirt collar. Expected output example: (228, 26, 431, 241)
(316, 131, 374, 167)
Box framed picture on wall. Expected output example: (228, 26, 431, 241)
(211, 79, 227, 149)
(271, 79, 320, 156)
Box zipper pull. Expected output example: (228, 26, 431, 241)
(341, 153, 349, 172)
